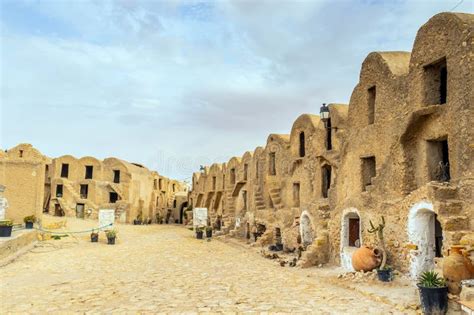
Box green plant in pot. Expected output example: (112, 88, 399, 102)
(195, 226, 204, 240)
(134, 211, 143, 225)
(368, 216, 393, 282)
(106, 229, 117, 245)
(417, 270, 448, 315)
(205, 226, 213, 238)
(0, 220, 13, 237)
(23, 215, 36, 229)
(90, 229, 99, 243)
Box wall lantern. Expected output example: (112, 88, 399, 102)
(320, 103, 330, 125)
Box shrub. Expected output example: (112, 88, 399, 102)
(418, 271, 446, 288)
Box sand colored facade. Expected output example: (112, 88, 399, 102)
(189, 12, 474, 275)
(46, 155, 186, 224)
(0, 144, 49, 223)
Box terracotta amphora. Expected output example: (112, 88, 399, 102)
(352, 246, 382, 272)
(443, 246, 474, 295)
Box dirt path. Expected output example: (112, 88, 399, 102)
(1, 223, 407, 313)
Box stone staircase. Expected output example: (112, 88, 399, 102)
(268, 185, 284, 210)
(63, 181, 99, 212)
(108, 183, 124, 199)
(429, 182, 472, 245)
(254, 186, 266, 210)
(225, 189, 236, 214)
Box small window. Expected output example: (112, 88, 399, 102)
(172, 184, 176, 192)
(230, 168, 236, 184)
(212, 176, 216, 190)
(424, 58, 447, 105)
(173, 200, 177, 208)
(109, 192, 118, 203)
(113, 170, 120, 183)
(368, 86, 376, 125)
(256, 161, 259, 180)
(159, 179, 163, 190)
(243, 192, 247, 211)
(244, 164, 248, 181)
(85, 165, 93, 179)
(222, 175, 225, 189)
(361, 156, 376, 191)
(56, 184, 63, 197)
(80, 184, 88, 199)
(61, 164, 69, 178)
(154, 179, 158, 190)
(293, 183, 300, 207)
(427, 139, 450, 182)
(299, 132, 305, 157)
(19, 150, 23, 158)
(269, 152, 276, 176)
(325, 119, 332, 150)
(322, 165, 332, 198)
(348, 217, 360, 247)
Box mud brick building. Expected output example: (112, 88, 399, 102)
(189, 12, 474, 277)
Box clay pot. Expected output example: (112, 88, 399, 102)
(351, 246, 382, 272)
(443, 246, 473, 295)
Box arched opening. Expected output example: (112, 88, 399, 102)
(179, 202, 188, 224)
(321, 165, 332, 198)
(340, 209, 362, 270)
(299, 132, 305, 157)
(408, 201, 443, 279)
(325, 119, 332, 150)
(300, 211, 314, 247)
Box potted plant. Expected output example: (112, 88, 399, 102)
(205, 226, 213, 238)
(0, 220, 13, 237)
(90, 229, 99, 242)
(106, 229, 117, 245)
(417, 270, 448, 315)
(368, 216, 393, 282)
(196, 226, 204, 239)
(23, 215, 35, 229)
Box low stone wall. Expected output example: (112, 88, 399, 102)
(0, 229, 38, 266)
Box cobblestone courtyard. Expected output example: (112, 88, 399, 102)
(1, 223, 413, 314)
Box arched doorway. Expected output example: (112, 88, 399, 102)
(179, 202, 188, 224)
(300, 211, 314, 247)
(408, 201, 443, 279)
(340, 208, 362, 270)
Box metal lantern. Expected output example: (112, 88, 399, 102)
(320, 103, 330, 123)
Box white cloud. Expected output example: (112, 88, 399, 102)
(1, 0, 472, 179)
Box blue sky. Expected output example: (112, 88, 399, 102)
(1, 0, 472, 181)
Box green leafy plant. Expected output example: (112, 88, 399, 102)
(205, 226, 212, 232)
(196, 226, 205, 232)
(23, 215, 36, 223)
(378, 265, 393, 271)
(418, 271, 446, 288)
(106, 229, 117, 238)
(0, 220, 13, 227)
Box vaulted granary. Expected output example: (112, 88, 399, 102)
(188, 12, 474, 275)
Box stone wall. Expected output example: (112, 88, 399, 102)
(189, 12, 474, 275)
(0, 144, 48, 223)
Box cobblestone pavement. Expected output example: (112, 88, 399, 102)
(1, 224, 408, 314)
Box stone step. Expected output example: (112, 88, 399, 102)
(437, 200, 464, 216)
(430, 183, 458, 200)
(441, 215, 469, 231)
(269, 188, 281, 194)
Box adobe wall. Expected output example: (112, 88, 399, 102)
(0, 144, 47, 223)
(189, 12, 474, 274)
